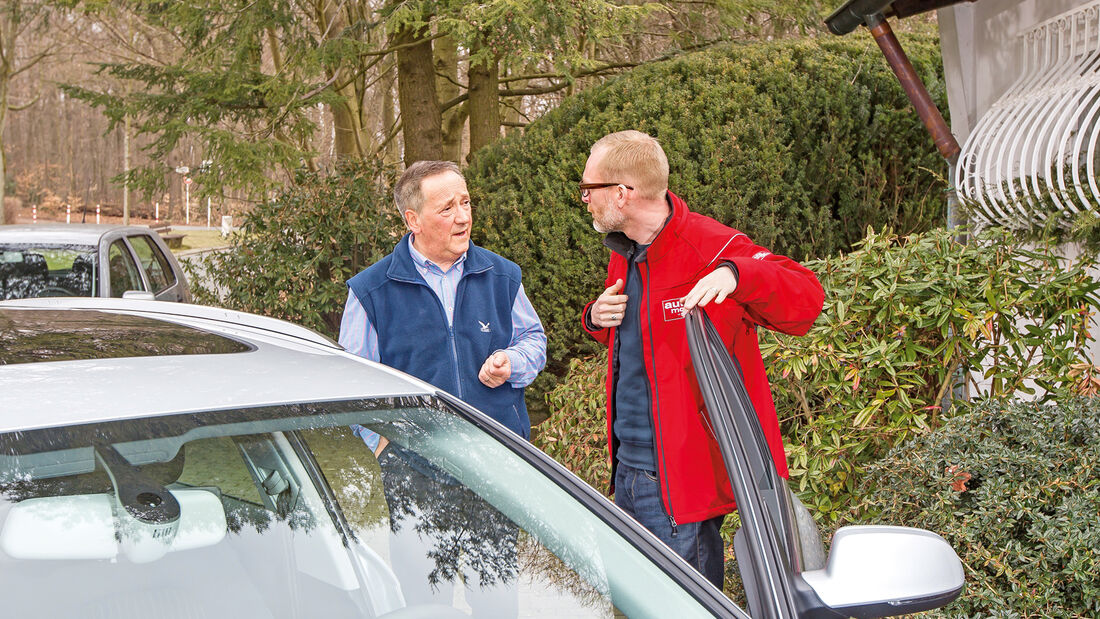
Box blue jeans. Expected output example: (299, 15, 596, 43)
(614, 461, 727, 588)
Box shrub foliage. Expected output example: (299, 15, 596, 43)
(856, 398, 1100, 617)
(467, 33, 949, 373)
(766, 227, 1100, 519)
(186, 159, 403, 335)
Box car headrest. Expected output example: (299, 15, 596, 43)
(70, 254, 94, 275)
(20, 254, 47, 275)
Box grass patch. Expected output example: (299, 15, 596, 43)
(175, 229, 233, 252)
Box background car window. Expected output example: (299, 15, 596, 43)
(0, 245, 96, 299)
(127, 235, 175, 293)
(107, 240, 143, 297)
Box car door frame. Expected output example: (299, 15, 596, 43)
(98, 229, 149, 298)
(97, 229, 189, 302)
(123, 231, 189, 302)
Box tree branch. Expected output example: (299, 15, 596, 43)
(7, 91, 41, 112)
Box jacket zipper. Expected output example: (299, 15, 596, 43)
(448, 324, 462, 398)
(641, 260, 677, 536)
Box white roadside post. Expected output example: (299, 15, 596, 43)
(174, 165, 191, 226)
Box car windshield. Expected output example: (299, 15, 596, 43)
(0, 396, 724, 619)
(0, 244, 97, 300)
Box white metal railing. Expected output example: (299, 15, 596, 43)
(956, 1, 1100, 226)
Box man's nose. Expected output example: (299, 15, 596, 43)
(457, 204, 472, 223)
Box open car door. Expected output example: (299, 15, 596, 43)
(684, 309, 964, 619)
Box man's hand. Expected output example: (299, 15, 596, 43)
(682, 265, 737, 312)
(591, 279, 628, 328)
(479, 350, 512, 388)
(373, 436, 389, 457)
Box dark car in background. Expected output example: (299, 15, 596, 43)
(0, 224, 190, 302)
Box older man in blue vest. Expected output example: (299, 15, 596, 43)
(338, 161, 545, 617)
(340, 160, 547, 439)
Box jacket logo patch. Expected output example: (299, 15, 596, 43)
(662, 298, 686, 322)
(752, 251, 770, 260)
(479, 320, 491, 333)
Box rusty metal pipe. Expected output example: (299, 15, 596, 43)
(866, 13, 961, 161)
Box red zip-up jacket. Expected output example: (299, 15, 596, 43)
(583, 192, 824, 525)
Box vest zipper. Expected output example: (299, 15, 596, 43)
(448, 324, 462, 398)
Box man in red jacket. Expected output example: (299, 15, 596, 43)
(580, 130, 824, 587)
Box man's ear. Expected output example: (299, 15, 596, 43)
(614, 185, 629, 208)
(404, 209, 421, 234)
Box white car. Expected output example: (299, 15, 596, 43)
(0, 298, 963, 618)
(0, 224, 190, 302)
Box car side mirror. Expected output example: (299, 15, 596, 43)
(122, 290, 157, 301)
(800, 525, 964, 618)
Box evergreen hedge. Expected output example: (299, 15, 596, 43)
(467, 32, 949, 375)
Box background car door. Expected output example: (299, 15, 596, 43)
(106, 240, 146, 298)
(126, 233, 186, 302)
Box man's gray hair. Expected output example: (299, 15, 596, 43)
(394, 160, 463, 222)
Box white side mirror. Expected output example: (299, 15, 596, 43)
(800, 525, 964, 618)
(122, 290, 156, 301)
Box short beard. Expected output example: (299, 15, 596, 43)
(591, 207, 625, 234)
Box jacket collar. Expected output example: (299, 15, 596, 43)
(387, 233, 492, 284)
(602, 191, 688, 263)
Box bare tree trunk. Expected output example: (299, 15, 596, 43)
(0, 7, 12, 224)
(123, 113, 130, 224)
(394, 24, 442, 165)
(0, 77, 8, 224)
(434, 35, 464, 164)
(467, 45, 500, 157)
(381, 63, 398, 166)
(331, 97, 365, 160)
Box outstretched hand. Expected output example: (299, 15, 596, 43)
(682, 266, 737, 312)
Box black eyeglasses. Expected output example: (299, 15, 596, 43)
(578, 182, 633, 199)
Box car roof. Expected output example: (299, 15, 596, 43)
(0, 298, 434, 433)
(0, 224, 156, 246)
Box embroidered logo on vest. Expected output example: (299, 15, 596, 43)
(479, 320, 491, 332)
(661, 298, 686, 322)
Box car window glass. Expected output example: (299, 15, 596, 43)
(127, 235, 175, 293)
(0, 401, 728, 619)
(108, 240, 143, 297)
(0, 245, 96, 300)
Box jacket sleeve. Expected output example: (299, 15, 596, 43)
(583, 300, 612, 346)
(720, 235, 824, 336)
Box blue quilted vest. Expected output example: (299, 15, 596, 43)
(347, 235, 530, 438)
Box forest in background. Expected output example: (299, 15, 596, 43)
(1, 0, 859, 225)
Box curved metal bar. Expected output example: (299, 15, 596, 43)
(957, 1, 1100, 227)
(1026, 14, 1099, 216)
